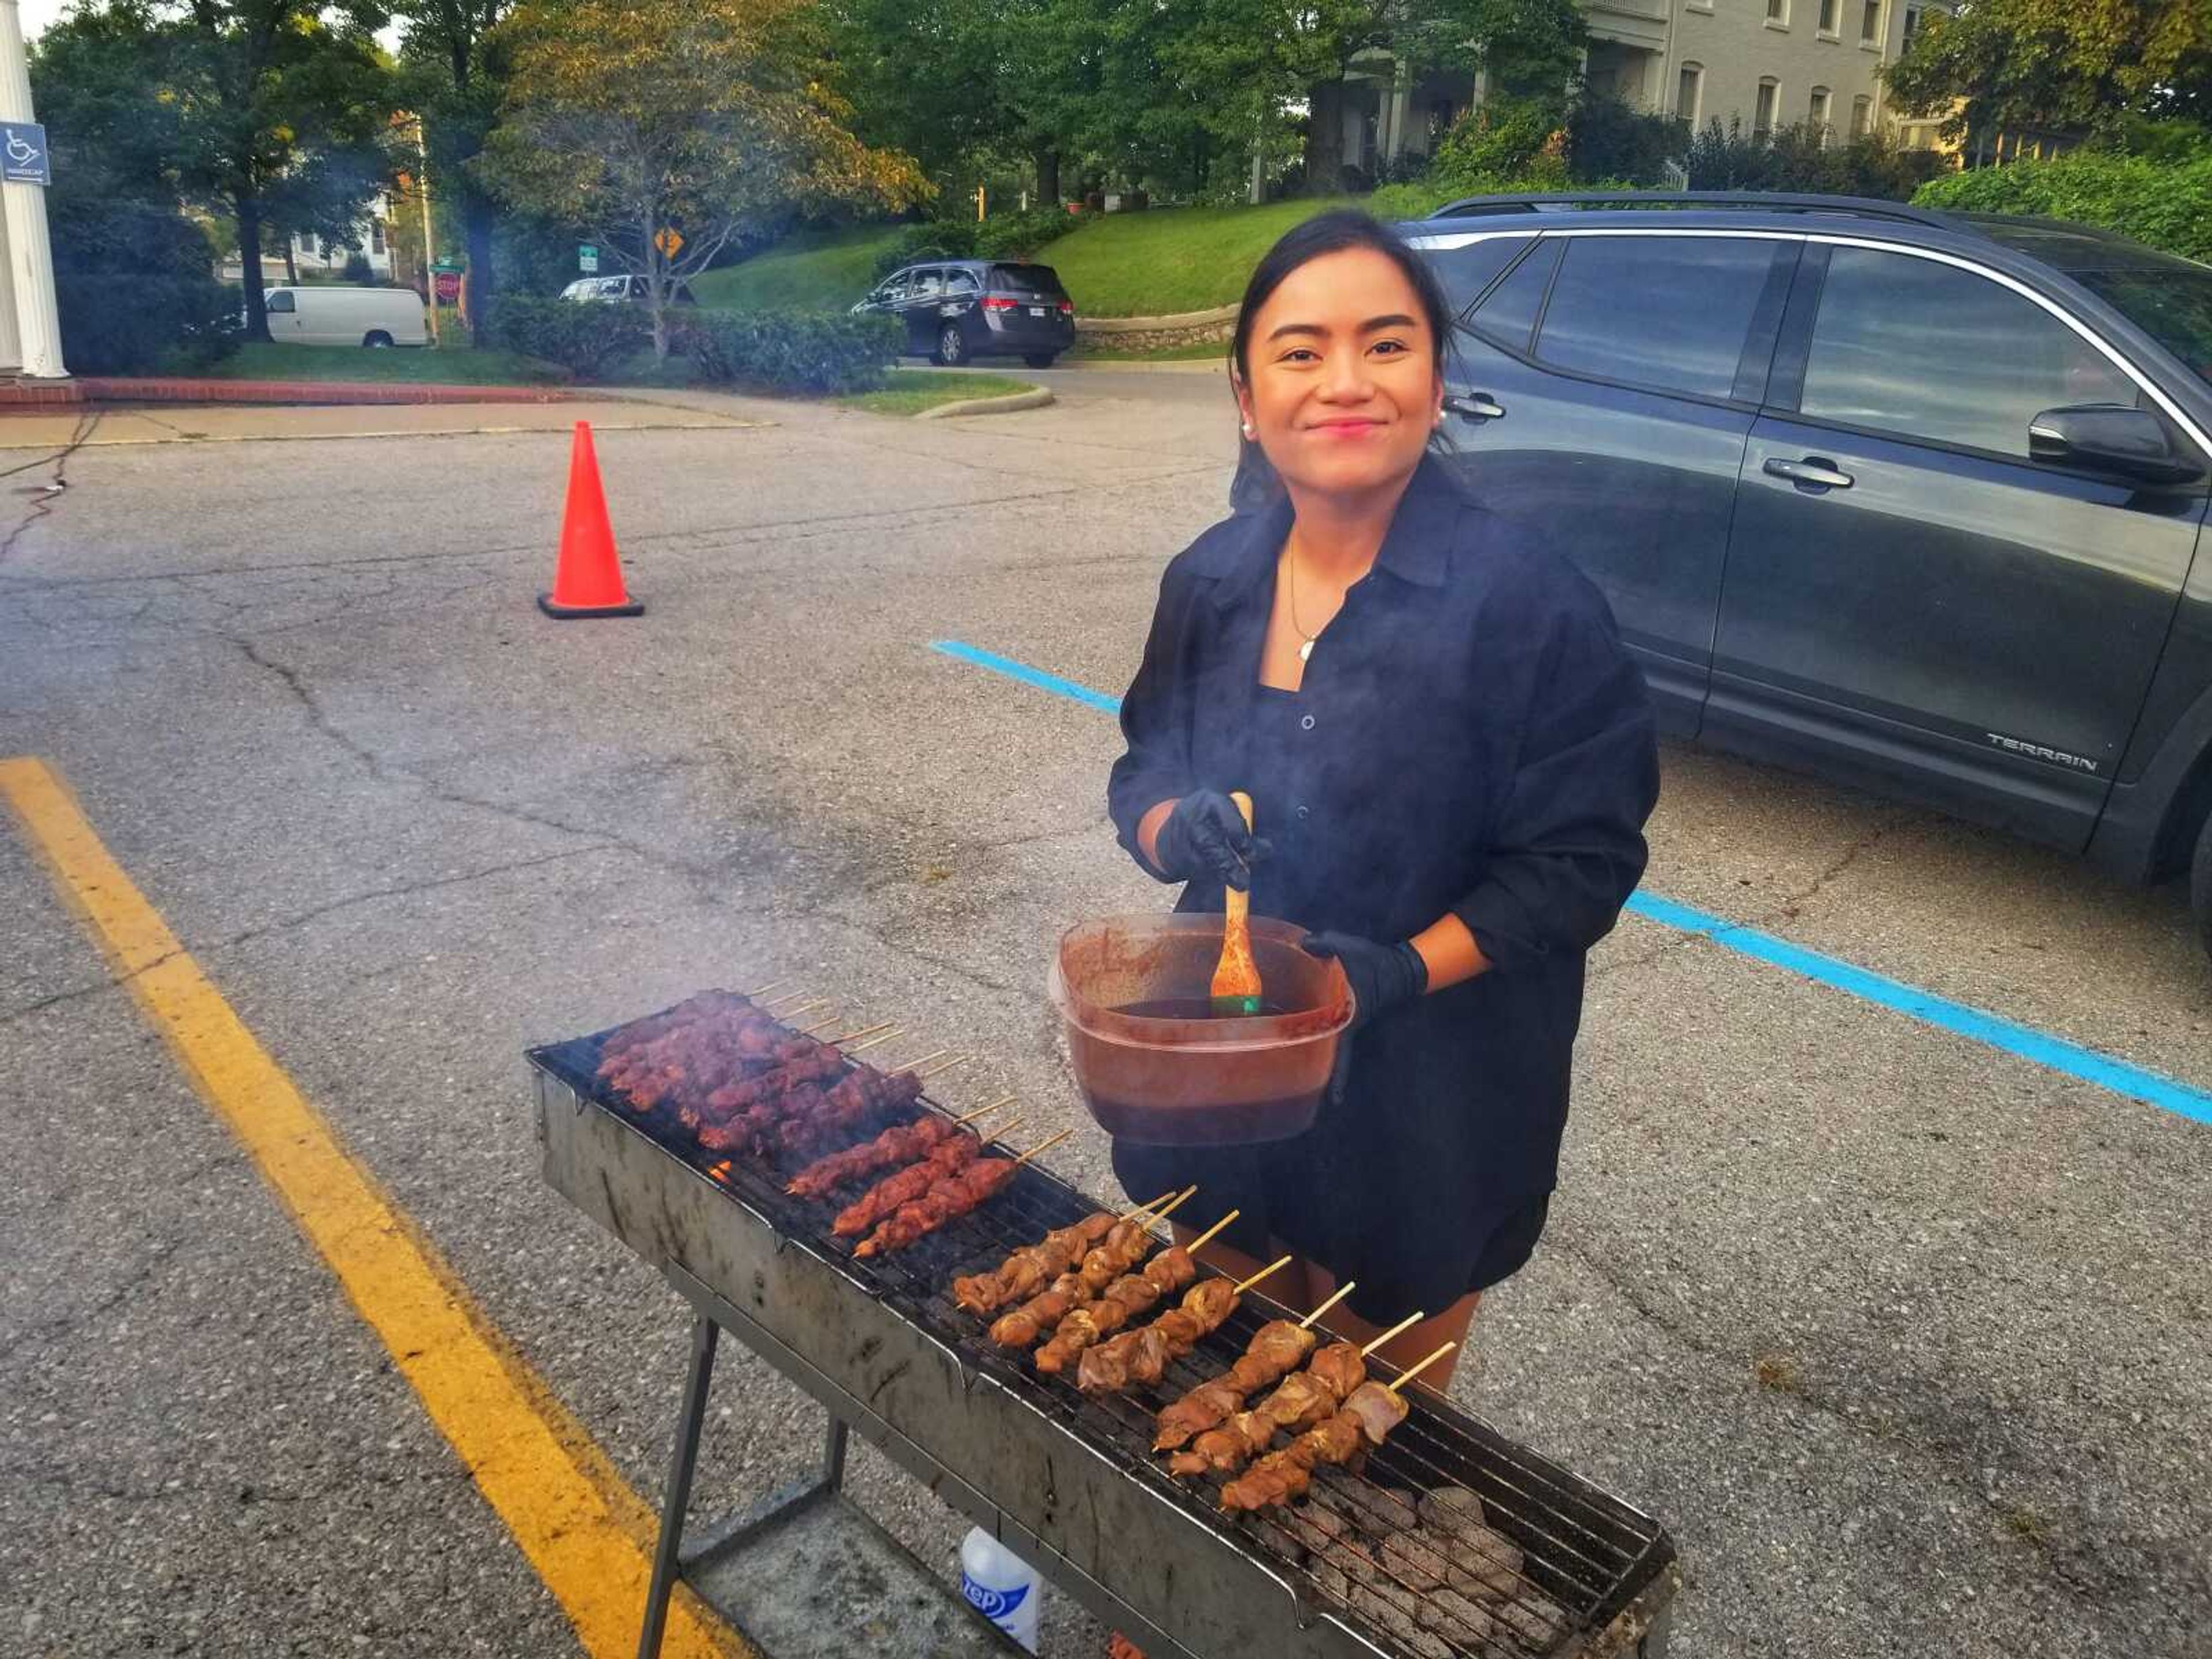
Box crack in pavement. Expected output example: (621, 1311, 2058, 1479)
(0, 409, 97, 566)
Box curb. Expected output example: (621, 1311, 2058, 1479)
(913, 388, 1056, 420)
(1077, 303, 1238, 335)
(0, 377, 574, 412)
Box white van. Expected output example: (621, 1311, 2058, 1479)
(263, 286, 429, 348)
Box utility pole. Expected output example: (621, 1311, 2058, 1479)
(0, 0, 67, 379)
(415, 116, 440, 346)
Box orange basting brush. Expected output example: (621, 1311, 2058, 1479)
(1210, 790, 1264, 1016)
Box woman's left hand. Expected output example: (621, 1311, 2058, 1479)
(1302, 931, 1427, 1031)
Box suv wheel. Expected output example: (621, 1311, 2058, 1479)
(935, 323, 967, 367)
(363, 331, 394, 349)
(2192, 806, 2212, 961)
(1024, 353, 1058, 369)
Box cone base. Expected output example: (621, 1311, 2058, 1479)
(538, 592, 645, 620)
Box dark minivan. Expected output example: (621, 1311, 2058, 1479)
(853, 260, 1076, 368)
(1393, 192, 2212, 956)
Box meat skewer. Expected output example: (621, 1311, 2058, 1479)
(988, 1194, 1208, 1349)
(830, 1113, 1028, 1234)
(601, 996, 816, 1104)
(786, 1097, 1012, 1198)
(1077, 1251, 1300, 1393)
(1167, 1310, 1423, 1479)
(1039, 1248, 1285, 1378)
(696, 1040, 919, 1153)
(1152, 1280, 1359, 1449)
(688, 1025, 903, 1130)
(1219, 1342, 1456, 1513)
(955, 1188, 1184, 1317)
(852, 1130, 1073, 1258)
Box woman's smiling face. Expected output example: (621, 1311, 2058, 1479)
(1235, 245, 1444, 501)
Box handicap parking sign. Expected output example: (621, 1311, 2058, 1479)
(2, 123, 49, 186)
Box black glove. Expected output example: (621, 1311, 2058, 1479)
(1302, 932, 1428, 1031)
(1152, 790, 1272, 892)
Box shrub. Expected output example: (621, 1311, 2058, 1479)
(1914, 152, 2212, 264)
(1685, 117, 1946, 200)
(680, 308, 902, 393)
(342, 251, 373, 283)
(482, 294, 646, 379)
(51, 197, 237, 374)
(974, 207, 1074, 263)
(1568, 95, 1688, 185)
(1430, 97, 1569, 192)
(872, 219, 978, 281)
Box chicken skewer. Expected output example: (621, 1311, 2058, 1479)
(774, 1051, 962, 1161)
(988, 1194, 1209, 1349)
(601, 995, 826, 1105)
(698, 1040, 924, 1154)
(1150, 1281, 1361, 1449)
(1038, 1249, 1286, 1378)
(687, 1024, 902, 1127)
(1166, 1311, 1423, 1479)
(956, 1187, 1185, 1317)
(786, 1096, 1013, 1198)
(830, 1110, 1028, 1234)
(853, 1130, 1073, 1259)
(1077, 1252, 1303, 1394)
(1218, 1343, 1457, 1513)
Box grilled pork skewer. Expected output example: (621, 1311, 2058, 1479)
(989, 1196, 1211, 1349)
(830, 1114, 1025, 1235)
(1218, 1344, 1454, 1514)
(1153, 1282, 1357, 1450)
(786, 1098, 1012, 1198)
(1031, 1255, 1217, 1372)
(951, 1199, 1166, 1317)
(1166, 1312, 1418, 1479)
(1075, 1252, 1293, 1393)
(853, 1131, 1072, 1258)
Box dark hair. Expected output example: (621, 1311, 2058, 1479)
(1226, 209, 1456, 513)
(1229, 209, 1455, 384)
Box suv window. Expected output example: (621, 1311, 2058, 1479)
(1465, 239, 1561, 354)
(874, 274, 910, 305)
(991, 263, 1063, 297)
(911, 268, 946, 301)
(1536, 234, 1785, 400)
(1422, 235, 1530, 319)
(266, 290, 296, 314)
(1799, 247, 2138, 459)
(947, 270, 980, 296)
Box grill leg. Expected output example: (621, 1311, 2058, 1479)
(823, 1413, 849, 1491)
(637, 1313, 718, 1659)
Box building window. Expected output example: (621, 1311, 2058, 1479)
(1677, 62, 1704, 125)
(370, 222, 385, 255)
(1809, 86, 1832, 142)
(1766, 0, 1788, 22)
(1861, 0, 1882, 43)
(1819, 0, 1840, 31)
(1851, 94, 1873, 135)
(1754, 77, 1780, 138)
(1902, 2, 1923, 50)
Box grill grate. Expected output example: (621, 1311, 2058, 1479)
(532, 1030, 1672, 1659)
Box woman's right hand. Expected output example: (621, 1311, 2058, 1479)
(1148, 790, 1272, 891)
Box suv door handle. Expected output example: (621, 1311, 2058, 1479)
(1444, 393, 1505, 422)
(1764, 455, 1855, 490)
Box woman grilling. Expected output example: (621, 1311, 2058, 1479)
(1109, 210, 1660, 1388)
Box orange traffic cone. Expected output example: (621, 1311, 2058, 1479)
(538, 421, 643, 619)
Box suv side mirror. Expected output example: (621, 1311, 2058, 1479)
(2029, 404, 2205, 487)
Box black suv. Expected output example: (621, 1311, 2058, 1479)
(853, 259, 1076, 368)
(1388, 192, 2212, 956)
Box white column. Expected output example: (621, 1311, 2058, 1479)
(0, 0, 66, 379)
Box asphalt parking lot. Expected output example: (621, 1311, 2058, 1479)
(2, 368, 2209, 1659)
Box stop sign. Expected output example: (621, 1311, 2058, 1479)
(434, 270, 462, 303)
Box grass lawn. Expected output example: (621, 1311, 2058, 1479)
(691, 226, 902, 313)
(1034, 199, 1355, 316)
(199, 340, 565, 385)
(835, 369, 1036, 416)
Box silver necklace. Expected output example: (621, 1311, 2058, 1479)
(1283, 550, 1319, 663)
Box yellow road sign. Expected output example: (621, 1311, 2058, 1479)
(654, 227, 684, 257)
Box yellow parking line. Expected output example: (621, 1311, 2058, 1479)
(0, 756, 746, 1659)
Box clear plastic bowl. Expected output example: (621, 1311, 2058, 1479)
(1048, 914, 1353, 1146)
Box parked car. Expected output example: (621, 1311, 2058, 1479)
(559, 275, 698, 305)
(851, 260, 1076, 368)
(1388, 192, 2212, 956)
(262, 285, 427, 348)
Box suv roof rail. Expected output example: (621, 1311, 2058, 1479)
(1423, 190, 1967, 232)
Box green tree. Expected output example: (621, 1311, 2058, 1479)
(480, 0, 927, 358)
(389, 0, 509, 336)
(1885, 0, 2212, 144)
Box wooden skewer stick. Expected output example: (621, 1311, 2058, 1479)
(1298, 1281, 1358, 1330)
(841, 1028, 906, 1056)
(827, 1020, 897, 1046)
(986, 1116, 1028, 1142)
(739, 978, 789, 999)
(763, 988, 817, 1009)
(1118, 1188, 1181, 1224)
(774, 998, 830, 1023)
(1233, 1253, 1294, 1294)
(1387, 1342, 1458, 1397)
(1150, 1187, 1199, 1227)
(1010, 1128, 1074, 1169)
(917, 1055, 971, 1082)
(950, 1096, 1016, 1127)
(1183, 1208, 1241, 1255)
(1360, 1310, 1426, 1357)
(797, 1011, 845, 1036)
(896, 1048, 954, 1073)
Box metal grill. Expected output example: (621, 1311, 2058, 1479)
(529, 1020, 1677, 1659)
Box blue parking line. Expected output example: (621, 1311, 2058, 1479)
(930, 637, 2212, 1127)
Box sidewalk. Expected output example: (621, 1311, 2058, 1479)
(0, 398, 769, 449)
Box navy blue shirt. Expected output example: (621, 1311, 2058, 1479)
(1107, 456, 1660, 1319)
